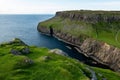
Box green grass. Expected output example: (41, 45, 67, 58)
(92, 67, 120, 80)
(0, 39, 89, 80)
(39, 12, 120, 48)
(0, 38, 120, 80)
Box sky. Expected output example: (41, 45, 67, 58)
(0, 0, 120, 14)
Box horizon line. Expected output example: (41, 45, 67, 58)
(0, 9, 120, 15)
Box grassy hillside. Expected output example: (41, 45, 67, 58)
(0, 38, 120, 80)
(39, 10, 120, 48)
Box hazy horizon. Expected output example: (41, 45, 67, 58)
(0, 0, 120, 14)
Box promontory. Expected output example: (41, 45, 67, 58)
(37, 10, 120, 71)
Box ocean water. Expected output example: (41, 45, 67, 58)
(0, 14, 53, 44)
(0, 14, 88, 63)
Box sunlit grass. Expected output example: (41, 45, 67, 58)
(0, 38, 120, 80)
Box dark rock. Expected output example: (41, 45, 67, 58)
(10, 47, 30, 55)
(10, 49, 21, 55)
(24, 58, 33, 64)
(22, 48, 30, 54)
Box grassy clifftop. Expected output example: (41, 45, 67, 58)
(39, 10, 120, 48)
(0, 38, 120, 80)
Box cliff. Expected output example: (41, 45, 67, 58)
(56, 10, 120, 23)
(37, 10, 120, 71)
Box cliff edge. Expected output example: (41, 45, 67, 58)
(37, 10, 120, 71)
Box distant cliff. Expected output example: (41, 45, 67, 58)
(56, 11, 120, 22)
(37, 10, 120, 71)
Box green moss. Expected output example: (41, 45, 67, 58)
(0, 39, 120, 80)
(92, 67, 120, 80)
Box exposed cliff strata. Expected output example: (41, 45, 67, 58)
(37, 10, 120, 71)
(56, 11, 120, 23)
(80, 39, 120, 71)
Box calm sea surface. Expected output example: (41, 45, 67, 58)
(0, 15, 89, 63)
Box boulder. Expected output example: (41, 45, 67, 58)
(10, 49, 21, 55)
(22, 48, 30, 54)
(49, 49, 68, 56)
(10, 47, 30, 55)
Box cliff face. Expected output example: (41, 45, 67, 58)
(80, 39, 120, 71)
(38, 10, 120, 71)
(56, 11, 120, 23)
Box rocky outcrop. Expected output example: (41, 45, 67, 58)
(49, 49, 68, 56)
(10, 47, 30, 55)
(37, 26, 50, 35)
(56, 10, 120, 23)
(80, 39, 120, 71)
(38, 10, 120, 71)
(5, 38, 30, 55)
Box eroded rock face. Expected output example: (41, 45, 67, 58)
(53, 30, 84, 46)
(80, 39, 120, 71)
(56, 11, 120, 23)
(37, 26, 50, 34)
(55, 32, 120, 71)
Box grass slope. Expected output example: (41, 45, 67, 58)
(0, 38, 120, 80)
(39, 11, 120, 48)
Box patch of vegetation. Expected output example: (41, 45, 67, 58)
(39, 11, 120, 48)
(92, 67, 120, 80)
(0, 39, 120, 80)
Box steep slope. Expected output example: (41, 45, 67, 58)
(0, 38, 120, 80)
(37, 10, 120, 71)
